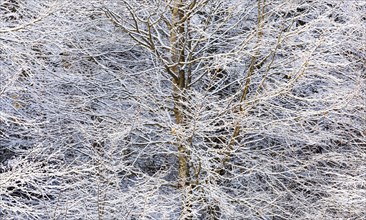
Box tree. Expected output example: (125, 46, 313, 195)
(103, 0, 365, 219)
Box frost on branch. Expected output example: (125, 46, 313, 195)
(0, 0, 365, 219)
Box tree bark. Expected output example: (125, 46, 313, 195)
(171, 0, 189, 189)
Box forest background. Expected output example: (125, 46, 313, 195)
(0, 0, 365, 219)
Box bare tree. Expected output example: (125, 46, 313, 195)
(101, 0, 366, 219)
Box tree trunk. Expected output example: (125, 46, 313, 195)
(170, 1, 193, 219)
(171, 0, 188, 189)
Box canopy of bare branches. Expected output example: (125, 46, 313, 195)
(1, 0, 365, 219)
